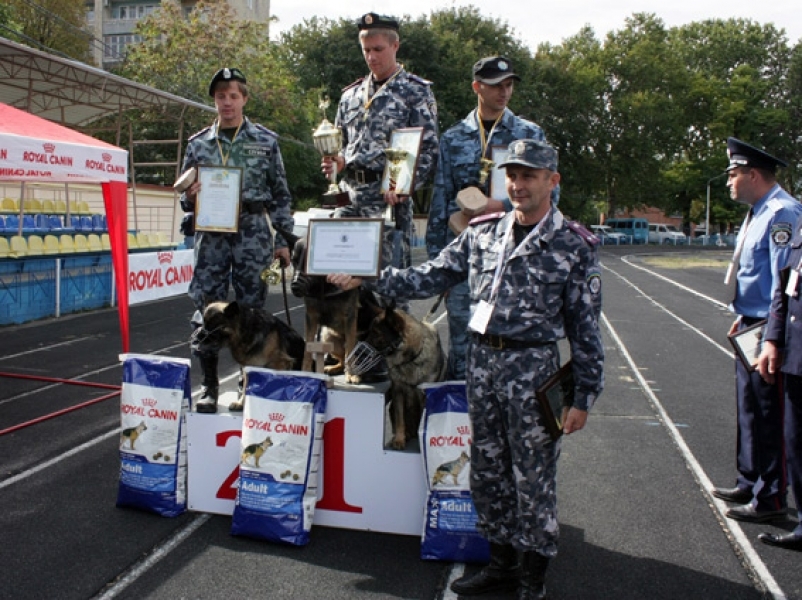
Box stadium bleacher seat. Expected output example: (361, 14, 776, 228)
(5, 215, 20, 234)
(78, 216, 93, 232)
(55, 200, 67, 214)
(136, 232, 150, 248)
(1, 198, 17, 213)
(68, 216, 80, 232)
(0, 237, 9, 258)
(91, 214, 106, 232)
(27, 235, 44, 256)
(23, 199, 43, 212)
(43, 235, 59, 255)
(0, 215, 5, 233)
(48, 215, 65, 232)
(34, 214, 50, 234)
(21, 215, 36, 234)
(73, 234, 89, 252)
(9, 235, 28, 258)
(41, 199, 56, 214)
(101, 233, 111, 250)
(157, 232, 173, 246)
(127, 233, 139, 249)
(87, 234, 103, 252)
(59, 234, 75, 254)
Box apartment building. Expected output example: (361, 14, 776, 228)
(85, 0, 271, 68)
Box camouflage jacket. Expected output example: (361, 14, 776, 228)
(371, 207, 604, 410)
(336, 65, 439, 192)
(180, 117, 294, 248)
(426, 108, 554, 258)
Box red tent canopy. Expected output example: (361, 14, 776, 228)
(0, 102, 131, 351)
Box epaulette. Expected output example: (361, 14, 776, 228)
(253, 123, 278, 138)
(469, 211, 505, 226)
(408, 73, 433, 86)
(342, 77, 364, 92)
(188, 125, 212, 142)
(567, 220, 600, 245)
(767, 197, 784, 213)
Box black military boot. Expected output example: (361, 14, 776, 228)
(517, 552, 549, 600)
(450, 543, 519, 596)
(195, 354, 219, 413)
(229, 369, 246, 412)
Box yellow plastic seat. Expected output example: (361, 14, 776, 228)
(73, 234, 89, 252)
(127, 232, 139, 249)
(136, 232, 150, 248)
(77, 200, 91, 215)
(55, 200, 67, 214)
(101, 233, 111, 250)
(157, 231, 172, 246)
(27, 235, 44, 256)
(146, 233, 161, 247)
(43, 235, 60, 255)
(23, 199, 43, 212)
(9, 235, 28, 258)
(41, 199, 56, 214)
(59, 234, 75, 254)
(87, 233, 103, 252)
(2, 197, 18, 213)
(0, 237, 10, 258)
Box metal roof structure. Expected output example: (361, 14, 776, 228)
(0, 36, 215, 127)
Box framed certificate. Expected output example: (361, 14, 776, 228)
(306, 218, 384, 277)
(195, 165, 242, 233)
(535, 361, 574, 441)
(381, 128, 424, 196)
(489, 145, 511, 201)
(728, 319, 767, 371)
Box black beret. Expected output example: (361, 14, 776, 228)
(473, 56, 521, 85)
(357, 13, 399, 32)
(726, 137, 787, 172)
(208, 67, 247, 97)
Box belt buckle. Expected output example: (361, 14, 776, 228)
(488, 334, 504, 350)
(355, 170, 366, 185)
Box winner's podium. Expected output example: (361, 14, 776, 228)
(186, 379, 427, 536)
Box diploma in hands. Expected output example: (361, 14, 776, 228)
(195, 166, 242, 233)
(305, 218, 384, 277)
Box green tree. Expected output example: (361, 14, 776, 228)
(6, 0, 91, 62)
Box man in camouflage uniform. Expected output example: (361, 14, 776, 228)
(180, 67, 294, 413)
(427, 55, 557, 379)
(328, 139, 603, 600)
(322, 12, 438, 273)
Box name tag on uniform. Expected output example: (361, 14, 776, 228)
(469, 300, 494, 334)
(787, 269, 800, 298)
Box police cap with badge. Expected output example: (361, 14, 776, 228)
(357, 12, 399, 31)
(498, 139, 558, 172)
(726, 137, 787, 173)
(208, 67, 247, 96)
(473, 56, 522, 85)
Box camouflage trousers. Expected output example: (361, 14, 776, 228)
(444, 279, 470, 379)
(335, 182, 412, 270)
(188, 211, 273, 332)
(466, 341, 562, 557)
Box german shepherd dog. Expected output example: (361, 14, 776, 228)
(201, 301, 305, 372)
(363, 304, 446, 449)
(291, 238, 367, 381)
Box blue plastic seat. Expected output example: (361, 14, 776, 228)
(68, 215, 80, 232)
(48, 215, 65, 232)
(22, 215, 36, 233)
(34, 214, 50, 234)
(79, 216, 93, 232)
(5, 215, 20, 234)
(0, 215, 5, 233)
(91, 214, 106, 232)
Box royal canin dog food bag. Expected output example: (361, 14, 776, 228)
(419, 381, 490, 563)
(117, 354, 192, 517)
(231, 368, 328, 546)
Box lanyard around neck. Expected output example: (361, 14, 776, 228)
(478, 110, 503, 158)
(215, 119, 243, 166)
(363, 65, 403, 118)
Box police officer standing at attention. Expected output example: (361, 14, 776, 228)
(426, 55, 556, 379)
(322, 13, 438, 272)
(181, 67, 294, 413)
(328, 139, 604, 600)
(756, 213, 802, 551)
(712, 138, 801, 522)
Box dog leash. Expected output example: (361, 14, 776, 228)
(423, 292, 446, 324)
(281, 265, 292, 327)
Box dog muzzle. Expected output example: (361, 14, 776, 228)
(345, 341, 384, 376)
(190, 325, 224, 353)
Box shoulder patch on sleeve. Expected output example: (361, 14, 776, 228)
(341, 77, 364, 92)
(771, 222, 793, 246)
(469, 211, 505, 226)
(567, 220, 600, 245)
(587, 272, 602, 295)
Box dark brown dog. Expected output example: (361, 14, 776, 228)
(291, 238, 366, 381)
(202, 301, 304, 371)
(363, 304, 446, 449)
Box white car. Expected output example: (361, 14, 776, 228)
(648, 223, 686, 244)
(590, 224, 628, 245)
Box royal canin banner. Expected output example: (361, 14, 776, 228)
(0, 103, 128, 183)
(128, 250, 194, 305)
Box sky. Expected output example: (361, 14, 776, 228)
(267, 0, 802, 50)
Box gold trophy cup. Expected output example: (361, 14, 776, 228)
(478, 157, 495, 187)
(312, 95, 349, 208)
(383, 148, 409, 194)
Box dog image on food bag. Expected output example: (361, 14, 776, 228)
(362, 303, 446, 449)
(120, 420, 147, 450)
(201, 301, 305, 372)
(240, 436, 274, 468)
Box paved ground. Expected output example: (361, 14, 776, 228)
(1, 243, 800, 600)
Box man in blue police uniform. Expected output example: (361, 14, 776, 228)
(756, 215, 802, 551)
(180, 67, 294, 413)
(426, 55, 557, 379)
(711, 137, 801, 522)
(322, 13, 438, 273)
(328, 139, 604, 600)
